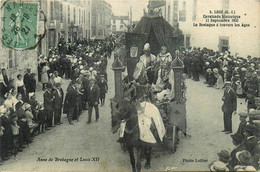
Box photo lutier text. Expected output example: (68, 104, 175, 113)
(183, 159, 208, 163)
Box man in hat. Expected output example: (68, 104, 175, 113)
(87, 78, 100, 123)
(228, 133, 246, 170)
(208, 150, 230, 171)
(23, 68, 31, 100)
(209, 161, 229, 172)
(43, 83, 54, 129)
(66, 80, 78, 125)
(255, 97, 260, 110)
(218, 150, 231, 165)
(234, 150, 256, 171)
(244, 124, 259, 169)
(236, 112, 248, 138)
(53, 82, 64, 125)
(133, 43, 157, 84)
(97, 75, 108, 107)
(221, 81, 237, 134)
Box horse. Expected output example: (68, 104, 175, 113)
(112, 99, 154, 172)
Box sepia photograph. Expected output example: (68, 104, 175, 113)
(0, 0, 259, 171)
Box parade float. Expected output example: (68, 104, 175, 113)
(110, 9, 186, 153)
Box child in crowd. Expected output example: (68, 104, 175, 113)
(37, 102, 45, 134)
(11, 114, 19, 159)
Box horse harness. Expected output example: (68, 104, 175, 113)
(123, 114, 139, 134)
(123, 102, 147, 134)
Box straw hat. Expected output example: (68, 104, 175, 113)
(209, 161, 228, 171)
(213, 68, 219, 74)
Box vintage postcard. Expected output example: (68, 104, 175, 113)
(0, 0, 259, 171)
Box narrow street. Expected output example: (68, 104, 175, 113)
(1, 57, 247, 171)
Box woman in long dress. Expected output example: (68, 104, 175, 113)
(41, 62, 50, 90)
(15, 74, 26, 101)
(213, 68, 224, 89)
(0, 69, 8, 98)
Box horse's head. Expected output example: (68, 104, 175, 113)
(112, 99, 133, 133)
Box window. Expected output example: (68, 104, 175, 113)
(60, 4, 63, 22)
(97, 13, 100, 24)
(84, 11, 86, 24)
(113, 19, 115, 24)
(79, 9, 81, 24)
(192, 0, 197, 21)
(222, 0, 229, 11)
(182, 1, 186, 10)
(50, 2, 54, 20)
(74, 7, 76, 24)
(112, 25, 116, 32)
(68, 5, 70, 24)
(9, 50, 13, 69)
(219, 36, 229, 52)
(179, 11, 186, 22)
(98, 29, 103, 36)
(173, 0, 178, 24)
(185, 34, 190, 48)
(179, 1, 186, 22)
(92, 26, 96, 36)
(167, 5, 170, 22)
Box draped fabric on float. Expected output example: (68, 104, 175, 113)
(133, 16, 183, 58)
(125, 16, 183, 81)
(125, 33, 148, 81)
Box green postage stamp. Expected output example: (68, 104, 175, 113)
(1, 1, 38, 49)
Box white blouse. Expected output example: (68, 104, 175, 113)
(16, 79, 24, 87)
(4, 99, 14, 110)
(0, 74, 4, 83)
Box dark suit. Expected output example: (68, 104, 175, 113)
(87, 84, 100, 122)
(228, 144, 246, 170)
(66, 85, 78, 122)
(236, 121, 247, 139)
(24, 73, 31, 98)
(245, 136, 260, 169)
(53, 88, 64, 124)
(1, 115, 13, 159)
(44, 90, 54, 127)
(222, 88, 237, 132)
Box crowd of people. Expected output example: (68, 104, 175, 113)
(183, 48, 259, 103)
(0, 37, 114, 165)
(181, 48, 260, 171)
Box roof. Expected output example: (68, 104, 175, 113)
(148, 0, 166, 9)
(112, 15, 129, 20)
(132, 16, 183, 56)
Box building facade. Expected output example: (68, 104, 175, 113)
(0, 0, 112, 78)
(111, 15, 130, 33)
(0, 0, 92, 77)
(38, 0, 92, 56)
(90, 0, 112, 40)
(149, 0, 260, 57)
